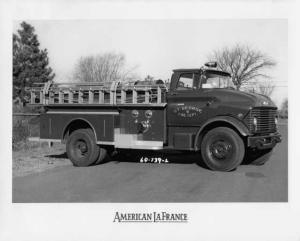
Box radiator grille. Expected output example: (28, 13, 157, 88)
(246, 108, 278, 134)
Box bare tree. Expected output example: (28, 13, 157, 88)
(73, 52, 138, 82)
(279, 98, 288, 118)
(209, 44, 276, 90)
(256, 81, 275, 96)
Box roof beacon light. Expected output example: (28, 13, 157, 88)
(204, 62, 218, 68)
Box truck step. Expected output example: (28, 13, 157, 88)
(114, 132, 163, 150)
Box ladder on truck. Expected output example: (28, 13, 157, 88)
(29, 81, 168, 106)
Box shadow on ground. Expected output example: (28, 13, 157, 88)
(44, 148, 266, 171)
(112, 150, 213, 170)
(45, 152, 68, 159)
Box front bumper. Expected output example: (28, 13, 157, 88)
(247, 132, 282, 149)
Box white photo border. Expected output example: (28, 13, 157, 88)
(0, 1, 298, 241)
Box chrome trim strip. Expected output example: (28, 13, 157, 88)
(117, 104, 167, 107)
(41, 139, 62, 142)
(29, 137, 62, 142)
(28, 137, 40, 142)
(46, 111, 119, 115)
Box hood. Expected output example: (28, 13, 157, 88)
(203, 89, 277, 109)
(240, 91, 276, 107)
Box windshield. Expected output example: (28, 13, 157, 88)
(201, 73, 235, 89)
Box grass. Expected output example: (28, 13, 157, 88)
(13, 143, 70, 177)
(12, 104, 71, 177)
(13, 110, 40, 151)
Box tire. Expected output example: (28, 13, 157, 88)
(66, 129, 100, 167)
(200, 127, 245, 172)
(247, 148, 273, 166)
(94, 146, 108, 165)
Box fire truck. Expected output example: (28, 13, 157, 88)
(29, 62, 281, 171)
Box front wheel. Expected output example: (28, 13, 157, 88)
(66, 129, 100, 167)
(200, 127, 245, 172)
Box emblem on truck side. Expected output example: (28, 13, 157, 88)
(173, 105, 202, 118)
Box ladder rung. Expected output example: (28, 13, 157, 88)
(29, 81, 167, 105)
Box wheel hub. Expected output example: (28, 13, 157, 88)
(76, 141, 88, 155)
(210, 141, 232, 159)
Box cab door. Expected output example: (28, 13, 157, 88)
(167, 72, 216, 127)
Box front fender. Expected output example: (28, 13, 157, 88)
(194, 116, 250, 150)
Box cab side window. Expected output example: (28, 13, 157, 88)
(176, 73, 198, 90)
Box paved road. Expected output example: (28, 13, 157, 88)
(13, 125, 288, 202)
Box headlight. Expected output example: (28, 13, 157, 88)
(275, 116, 278, 129)
(253, 117, 258, 131)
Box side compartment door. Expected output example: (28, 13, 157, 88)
(118, 107, 166, 142)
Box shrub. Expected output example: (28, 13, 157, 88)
(13, 117, 30, 148)
(13, 103, 43, 150)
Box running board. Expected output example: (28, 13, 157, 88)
(116, 140, 164, 150)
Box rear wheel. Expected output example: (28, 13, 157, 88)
(94, 146, 109, 165)
(200, 127, 245, 172)
(66, 129, 100, 167)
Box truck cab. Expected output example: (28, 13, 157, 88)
(29, 63, 281, 171)
(165, 66, 281, 170)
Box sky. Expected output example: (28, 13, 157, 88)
(13, 19, 287, 105)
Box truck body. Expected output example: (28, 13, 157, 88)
(29, 63, 281, 171)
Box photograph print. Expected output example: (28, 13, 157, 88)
(12, 19, 288, 203)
